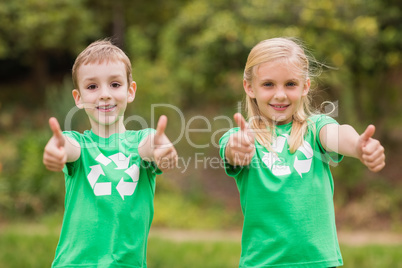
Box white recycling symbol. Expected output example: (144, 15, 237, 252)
(261, 134, 313, 178)
(87, 152, 139, 200)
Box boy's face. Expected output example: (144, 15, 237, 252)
(72, 61, 135, 131)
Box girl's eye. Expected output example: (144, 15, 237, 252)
(111, 82, 121, 88)
(87, 84, 97, 90)
(287, 82, 297, 87)
(263, 82, 274, 87)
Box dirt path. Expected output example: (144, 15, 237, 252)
(149, 228, 402, 246)
(2, 222, 402, 246)
(337, 231, 402, 246)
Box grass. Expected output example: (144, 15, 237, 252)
(148, 238, 240, 268)
(0, 221, 401, 268)
(0, 233, 57, 268)
(341, 244, 402, 268)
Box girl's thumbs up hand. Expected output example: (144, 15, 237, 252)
(43, 117, 67, 171)
(225, 113, 256, 166)
(357, 125, 385, 172)
(152, 115, 178, 171)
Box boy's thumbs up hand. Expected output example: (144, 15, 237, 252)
(357, 125, 385, 172)
(152, 115, 178, 171)
(49, 117, 65, 148)
(43, 117, 67, 172)
(225, 113, 256, 166)
(155, 115, 168, 143)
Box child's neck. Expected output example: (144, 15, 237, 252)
(91, 122, 127, 138)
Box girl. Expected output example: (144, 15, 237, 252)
(219, 37, 385, 268)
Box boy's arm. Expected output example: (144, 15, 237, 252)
(43, 117, 81, 172)
(138, 115, 177, 171)
(319, 123, 385, 172)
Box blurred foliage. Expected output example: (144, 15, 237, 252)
(153, 177, 242, 229)
(0, 130, 64, 219)
(0, 0, 401, 230)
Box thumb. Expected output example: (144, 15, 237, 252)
(234, 113, 254, 145)
(360, 125, 375, 144)
(234, 113, 248, 131)
(49, 117, 65, 148)
(155, 115, 167, 139)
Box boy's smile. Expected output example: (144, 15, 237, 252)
(73, 61, 136, 137)
(97, 104, 117, 112)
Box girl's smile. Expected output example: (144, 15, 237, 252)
(269, 104, 290, 111)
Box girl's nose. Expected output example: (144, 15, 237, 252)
(274, 87, 286, 100)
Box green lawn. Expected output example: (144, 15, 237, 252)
(0, 223, 401, 268)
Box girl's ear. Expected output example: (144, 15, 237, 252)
(302, 78, 311, 97)
(127, 81, 136, 103)
(243, 79, 256, 98)
(72, 89, 84, 109)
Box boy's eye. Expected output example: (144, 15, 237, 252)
(87, 84, 97, 90)
(111, 82, 121, 88)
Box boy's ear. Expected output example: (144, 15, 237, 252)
(302, 78, 311, 97)
(243, 79, 256, 98)
(127, 81, 136, 103)
(72, 89, 84, 109)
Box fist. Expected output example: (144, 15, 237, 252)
(226, 113, 255, 166)
(152, 115, 178, 171)
(43, 117, 67, 172)
(357, 125, 385, 172)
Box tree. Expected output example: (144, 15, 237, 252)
(157, 0, 402, 128)
(0, 0, 100, 104)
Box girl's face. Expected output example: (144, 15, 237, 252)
(244, 60, 310, 125)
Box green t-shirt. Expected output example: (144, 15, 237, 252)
(52, 129, 161, 268)
(219, 115, 344, 268)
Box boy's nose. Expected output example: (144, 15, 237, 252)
(99, 86, 112, 99)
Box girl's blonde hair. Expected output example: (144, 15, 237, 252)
(72, 39, 132, 89)
(244, 37, 320, 153)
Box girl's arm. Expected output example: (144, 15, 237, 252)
(43, 117, 81, 172)
(319, 123, 385, 172)
(225, 113, 255, 166)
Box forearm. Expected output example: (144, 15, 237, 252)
(64, 136, 81, 162)
(320, 124, 360, 158)
(138, 133, 155, 161)
(320, 123, 385, 171)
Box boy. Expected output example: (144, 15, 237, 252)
(43, 40, 177, 267)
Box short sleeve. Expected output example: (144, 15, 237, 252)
(135, 128, 156, 145)
(62, 130, 82, 142)
(313, 115, 344, 163)
(219, 128, 244, 177)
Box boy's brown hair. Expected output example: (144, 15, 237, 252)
(72, 39, 132, 89)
